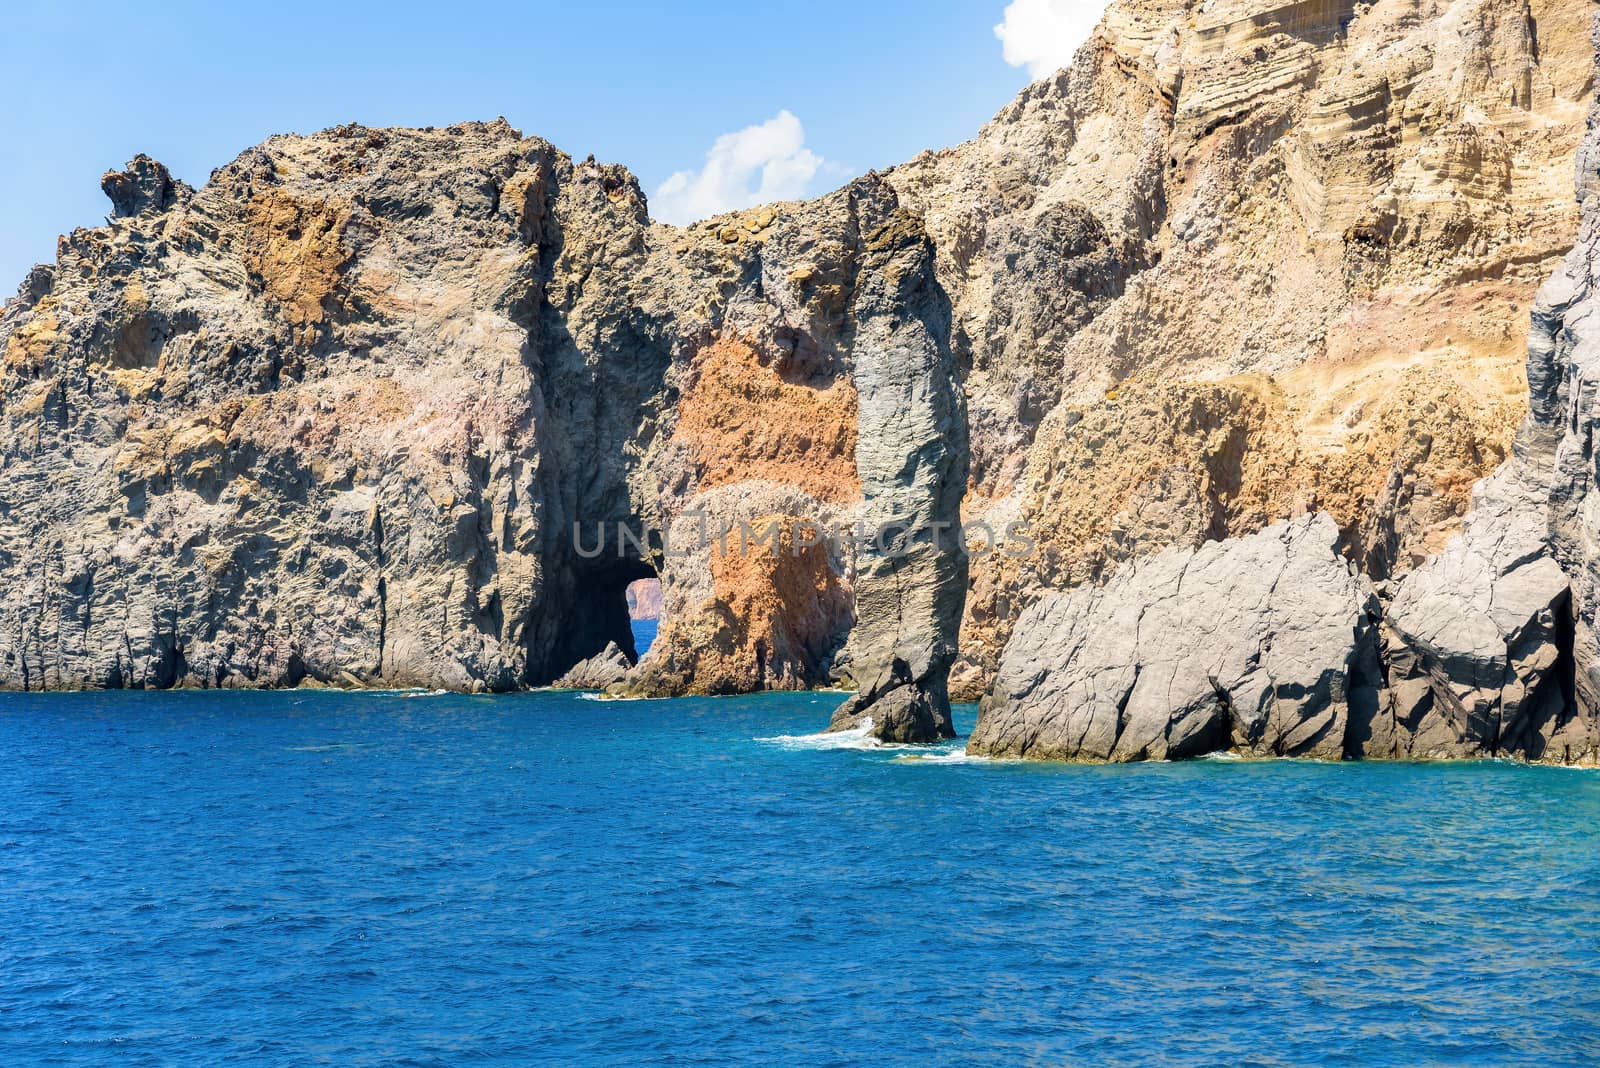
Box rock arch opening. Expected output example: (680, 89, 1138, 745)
(626, 577, 662, 658)
(538, 534, 659, 687)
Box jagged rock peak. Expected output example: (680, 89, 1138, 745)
(101, 155, 191, 218)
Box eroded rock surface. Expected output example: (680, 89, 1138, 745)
(1368, 25, 1600, 765)
(1375, 464, 1583, 759)
(553, 642, 631, 691)
(969, 514, 1382, 761)
(975, 14, 1600, 765)
(891, 0, 1593, 695)
(0, 122, 966, 737)
(0, 0, 1595, 753)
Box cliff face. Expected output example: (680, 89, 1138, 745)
(889, 0, 1592, 696)
(0, 123, 965, 736)
(625, 578, 661, 621)
(0, 0, 1593, 750)
(971, 513, 1386, 761)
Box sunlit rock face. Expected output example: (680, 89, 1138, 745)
(0, 0, 1593, 749)
(889, 0, 1594, 696)
(625, 578, 661, 621)
(970, 514, 1385, 762)
(0, 122, 966, 737)
(970, 10, 1600, 765)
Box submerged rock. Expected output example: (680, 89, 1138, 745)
(969, 514, 1382, 762)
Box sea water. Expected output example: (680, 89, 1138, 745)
(630, 617, 658, 657)
(3, 690, 1599, 1066)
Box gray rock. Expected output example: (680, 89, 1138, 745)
(553, 642, 631, 690)
(0, 122, 966, 712)
(969, 513, 1382, 761)
(1377, 464, 1580, 760)
(1505, 24, 1600, 762)
(827, 194, 968, 743)
(100, 155, 189, 218)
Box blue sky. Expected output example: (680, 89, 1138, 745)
(1, 1, 1104, 289)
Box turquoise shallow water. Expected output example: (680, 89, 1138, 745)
(3, 690, 1600, 1066)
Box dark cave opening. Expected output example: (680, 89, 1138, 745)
(538, 543, 659, 686)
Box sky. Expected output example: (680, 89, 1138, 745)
(0, 0, 1106, 290)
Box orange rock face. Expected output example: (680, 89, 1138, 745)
(242, 189, 352, 330)
(672, 336, 859, 506)
(639, 515, 852, 694)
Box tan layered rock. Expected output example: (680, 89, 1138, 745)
(970, 7, 1600, 765)
(889, 0, 1592, 695)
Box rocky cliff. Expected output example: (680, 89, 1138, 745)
(890, 0, 1593, 697)
(971, 6, 1600, 764)
(625, 578, 662, 621)
(1, 0, 1595, 754)
(0, 123, 965, 738)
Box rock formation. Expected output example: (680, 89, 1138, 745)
(0, 122, 965, 736)
(970, 514, 1384, 761)
(553, 641, 631, 691)
(625, 578, 661, 621)
(889, 0, 1593, 696)
(1375, 464, 1582, 759)
(972, 9, 1600, 765)
(0, 0, 1596, 757)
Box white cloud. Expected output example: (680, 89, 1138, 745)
(650, 110, 826, 225)
(994, 0, 1107, 80)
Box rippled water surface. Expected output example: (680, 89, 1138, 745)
(4, 690, 1600, 1066)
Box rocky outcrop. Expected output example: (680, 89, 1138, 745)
(1355, 19, 1600, 765)
(101, 156, 191, 220)
(891, 0, 1593, 696)
(973, 12, 1600, 764)
(553, 642, 631, 690)
(0, 122, 966, 736)
(1527, 41, 1600, 725)
(0, 0, 1593, 751)
(1374, 464, 1584, 759)
(825, 210, 969, 742)
(969, 514, 1383, 761)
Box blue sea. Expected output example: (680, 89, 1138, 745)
(631, 617, 658, 658)
(4, 690, 1600, 1066)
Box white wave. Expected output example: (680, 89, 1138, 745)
(757, 719, 977, 758)
(892, 747, 985, 764)
(311, 686, 432, 696)
(756, 717, 899, 750)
